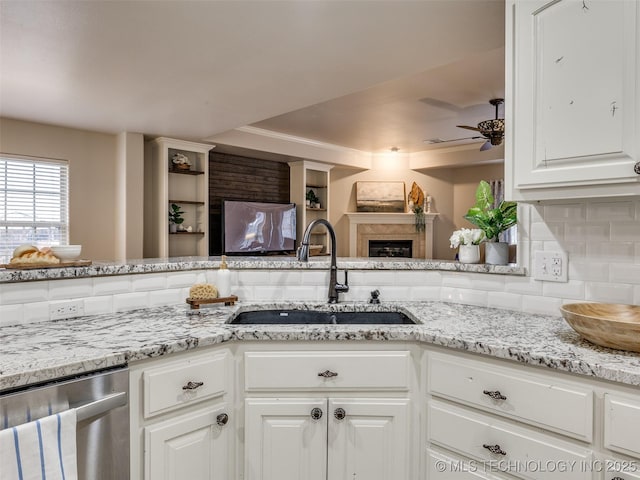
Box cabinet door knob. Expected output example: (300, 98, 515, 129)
(634, 161, 640, 175)
(483, 390, 507, 401)
(483, 444, 507, 456)
(216, 413, 229, 426)
(182, 381, 204, 390)
(318, 370, 338, 378)
(334, 408, 346, 420)
(310, 408, 323, 420)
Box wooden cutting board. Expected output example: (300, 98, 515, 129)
(0, 259, 92, 269)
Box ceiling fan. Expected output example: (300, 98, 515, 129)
(456, 98, 505, 151)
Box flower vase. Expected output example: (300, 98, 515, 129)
(458, 244, 480, 264)
(485, 242, 509, 265)
(169, 223, 177, 233)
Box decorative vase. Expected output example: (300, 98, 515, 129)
(458, 244, 480, 264)
(169, 223, 177, 233)
(485, 242, 509, 265)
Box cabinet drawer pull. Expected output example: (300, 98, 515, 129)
(310, 408, 323, 420)
(182, 381, 204, 390)
(334, 408, 346, 420)
(216, 413, 229, 426)
(483, 444, 507, 456)
(318, 370, 338, 378)
(483, 390, 507, 401)
(611, 477, 625, 480)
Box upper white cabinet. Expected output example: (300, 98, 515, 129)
(144, 137, 214, 257)
(506, 0, 640, 201)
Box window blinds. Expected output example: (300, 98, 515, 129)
(0, 155, 69, 262)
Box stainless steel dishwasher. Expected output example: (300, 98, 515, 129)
(0, 366, 129, 479)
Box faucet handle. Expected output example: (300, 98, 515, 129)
(335, 270, 349, 294)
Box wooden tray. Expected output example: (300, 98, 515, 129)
(186, 295, 238, 309)
(0, 259, 92, 270)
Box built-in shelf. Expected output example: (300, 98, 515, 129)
(306, 184, 327, 189)
(169, 169, 205, 176)
(168, 200, 206, 205)
(169, 232, 205, 235)
(306, 207, 327, 212)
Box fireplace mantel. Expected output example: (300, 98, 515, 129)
(345, 212, 439, 259)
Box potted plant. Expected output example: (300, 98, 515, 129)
(449, 228, 485, 263)
(168, 203, 184, 233)
(306, 189, 319, 208)
(463, 180, 517, 265)
(171, 153, 191, 171)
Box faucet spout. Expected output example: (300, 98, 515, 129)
(298, 218, 349, 303)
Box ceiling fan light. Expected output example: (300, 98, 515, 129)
(480, 140, 492, 151)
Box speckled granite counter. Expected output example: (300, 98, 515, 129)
(0, 256, 526, 283)
(1, 301, 638, 392)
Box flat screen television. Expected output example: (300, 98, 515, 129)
(222, 200, 296, 255)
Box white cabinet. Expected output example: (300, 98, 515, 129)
(145, 404, 230, 480)
(289, 160, 333, 255)
(245, 397, 410, 480)
(506, 0, 640, 201)
(130, 349, 233, 480)
(242, 349, 414, 480)
(144, 137, 214, 257)
(604, 393, 640, 459)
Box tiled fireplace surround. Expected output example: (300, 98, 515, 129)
(0, 199, 639, 327)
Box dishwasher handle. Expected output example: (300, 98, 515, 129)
(74, 391, 127, 422)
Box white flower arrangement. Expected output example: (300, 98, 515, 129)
(449, 228, 485, 249)
(171, 153, 191, 166)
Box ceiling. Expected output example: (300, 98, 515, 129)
(0, 1, 505, 155)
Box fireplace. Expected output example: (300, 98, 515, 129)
(369, 240, 412, 258)
(345, 212, 438, 259)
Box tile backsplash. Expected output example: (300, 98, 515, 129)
(1, 199, 638, 327)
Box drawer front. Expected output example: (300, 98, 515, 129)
(604, 394, 640, 459)
(603, 458, 640, 480)
(428, 353, 593, 441)
(428, 400, 594, 480)
(245, 351, 410, 391)
(427, 448, 508, 479)
(143, 351, 228, 418)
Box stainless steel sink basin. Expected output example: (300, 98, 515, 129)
(228, 310, 416, 325)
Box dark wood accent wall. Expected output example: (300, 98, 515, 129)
(209, 152, 290, 255)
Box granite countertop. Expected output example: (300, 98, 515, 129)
(0, 256, 526, 283)
(1, 301, 639, 393)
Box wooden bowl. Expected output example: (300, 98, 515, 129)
(560, 303, 640, 353)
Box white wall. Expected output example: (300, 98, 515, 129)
(0, 118, 144, 260)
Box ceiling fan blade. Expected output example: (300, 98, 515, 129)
(457, 125, 481, 132)
(480, 140, 493, 151)
(424, 136, 484, 145)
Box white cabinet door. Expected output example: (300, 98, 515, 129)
(144, 403, 230, 480)
(506, 0, 640, 200)
(327, 398, 410, 480)
(245, 398, 327, 480)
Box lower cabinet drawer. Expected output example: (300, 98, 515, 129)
(427, 448, 508, 479)
(602, 458, 640, 480)
(604, 393, 640, 459)
(428, 352, 593, 441)
(428, 400, 594, 480)
(143, 351, 229, 418)
(244, 351, 411, 391)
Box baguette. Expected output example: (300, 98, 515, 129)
(10, 246, 61, 265)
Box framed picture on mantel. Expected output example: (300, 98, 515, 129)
(356, 181, 406, 213)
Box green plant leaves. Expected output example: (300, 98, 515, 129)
(464, 181, 517, 241)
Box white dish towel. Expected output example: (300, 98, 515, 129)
(0, 409, 78, 480)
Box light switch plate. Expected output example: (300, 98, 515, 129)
(533, 251, 568, 282)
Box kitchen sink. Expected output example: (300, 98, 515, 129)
(228, 310, 416, 325)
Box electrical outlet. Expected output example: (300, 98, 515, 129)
(533, 251, 568, 282)
(49, 299, 85, 320)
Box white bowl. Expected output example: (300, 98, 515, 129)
(50, 245, 82, 261)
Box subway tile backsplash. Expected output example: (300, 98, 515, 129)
(1, 199, 638, 326)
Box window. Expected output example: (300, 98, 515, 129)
(0, 155, 69, 262)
